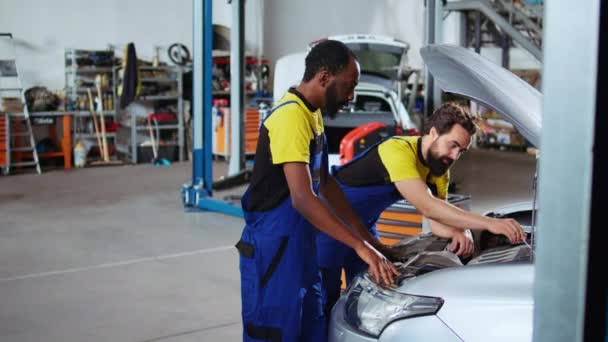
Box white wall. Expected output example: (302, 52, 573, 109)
(478, 47, 541, 70)
(1, 0, 188, 89)
(1, 0, 538, 92)
(263, 0, 426, 70)
(0, 0, 264, 90)
(1, 0, 427, 90)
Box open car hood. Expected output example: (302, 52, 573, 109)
(420, 44, 542, 147)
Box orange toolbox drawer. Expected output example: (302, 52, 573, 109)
(213, 108, 260, 156)
(0, 114, 7, 168)
(376, 194, 471, 245)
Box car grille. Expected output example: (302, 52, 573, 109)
(468, 245, 532, 265)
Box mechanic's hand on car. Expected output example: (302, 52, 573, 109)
(448, 230, 474, 257)
(485, 217, 526, 244)
(355, 240, 400, 287)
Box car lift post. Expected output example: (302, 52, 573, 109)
(424, 0, 444, 119)
(228, 0, 245, 176)
(181, 0, 243, 217)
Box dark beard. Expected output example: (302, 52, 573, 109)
(321, 81, 343, 119)
(426, 148, 453, 176)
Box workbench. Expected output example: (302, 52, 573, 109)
(29, 111, 73, 169)
(24, 111, 115, 169)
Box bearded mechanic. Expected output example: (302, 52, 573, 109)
(235, 40, 400, 342)
(316, 102, 527, 313)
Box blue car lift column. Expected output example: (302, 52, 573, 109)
(423, 0, 443, 118)
(181, 0, 243, 217)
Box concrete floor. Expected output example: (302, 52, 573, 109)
(0, 148, 535, 342)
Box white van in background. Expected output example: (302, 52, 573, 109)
(272, 34, 420, 166)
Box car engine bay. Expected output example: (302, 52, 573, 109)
(387, 208, 535, 285)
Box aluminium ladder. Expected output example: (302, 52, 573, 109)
(0, 33, 41, 174)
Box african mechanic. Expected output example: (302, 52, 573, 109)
(235, 40, 400, 342)
(316, 102, 527, 313)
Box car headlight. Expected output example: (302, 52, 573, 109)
(343, 274, 444, 337)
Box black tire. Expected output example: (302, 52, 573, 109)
(168, 43, 191, 66)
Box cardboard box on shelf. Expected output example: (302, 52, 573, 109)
(473, 69, 538, 151)
(1, 97, 23, 112)
(477, 109, 527, 149)
(512, 69, 541, 88)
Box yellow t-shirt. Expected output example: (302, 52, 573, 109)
(244, 89, 324, 211)
(378, 136, 449, 199)
(264, 92, 324, 164)
(335, 136, 449, 200)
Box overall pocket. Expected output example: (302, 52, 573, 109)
(260, 236, 288, 288)
(236, 238, 258, 319)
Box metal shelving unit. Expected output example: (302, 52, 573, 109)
(64, 49, 119, 161)
(114, 65, 187, 164)
(139, 95, 180, 101)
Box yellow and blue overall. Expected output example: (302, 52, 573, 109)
(316, 136, 450, 314)
(237, 88, 328, 342)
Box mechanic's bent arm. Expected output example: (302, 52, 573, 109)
(427, 218, 458, 239)
(428, 218, 474, 256)
(284, 162, 399, 285)
(283, 162, 367, 250)
(319, 175, 385, 249)
(395, 178, 495, 230)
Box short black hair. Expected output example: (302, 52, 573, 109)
(424, 102, 478, 136)
(302, 40, 357, 82)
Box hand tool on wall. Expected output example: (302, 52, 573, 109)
(95, 75, 109, 161)
(146, 115, 171, 166)
(86, 88, 103, 157)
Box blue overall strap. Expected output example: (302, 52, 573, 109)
(389, 136, 437, 191)
(262, 98, 324, 186)
(241, 100, 301, 214)
(321, 134, 329, 185)
(387, 135, 434, 185)
(330, 135, 394, 176)
(389, 135, 416, 146)
(261, 100, 321, 162)
(261, 100, 298, 126)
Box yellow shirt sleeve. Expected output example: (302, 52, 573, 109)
(378, 138, 421, 182)
(429, 170, 450, 200)
(265, 105, 312, 164)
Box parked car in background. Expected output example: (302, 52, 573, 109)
(273, 34, 420, 167)
(329, 44, 542, 342)
(308, 34, 412, 88)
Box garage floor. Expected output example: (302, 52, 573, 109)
(0, 148, 535, 342)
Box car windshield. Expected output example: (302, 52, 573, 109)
(345, 43, 404, 79)
(340, 94, 392, 113)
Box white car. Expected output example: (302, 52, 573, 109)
(273, 34, 420, 166)
(309, 34, 412, 86)
(329, 44, 542, 342)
